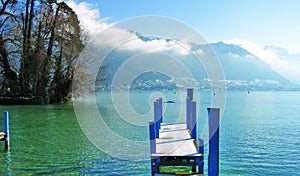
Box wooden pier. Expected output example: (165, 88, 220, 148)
(149, 89, 220, 176)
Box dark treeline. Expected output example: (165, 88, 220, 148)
(0, 0, 85, 104)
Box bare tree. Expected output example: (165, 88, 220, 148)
(0, 0, 85, 104)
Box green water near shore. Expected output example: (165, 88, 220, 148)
(0, 104, 146, 175)
(0, 91, 299, 175)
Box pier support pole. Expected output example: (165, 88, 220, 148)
(186, 88, 194, 132)
(187, 88, 193, 101)
(149, 121, 156, 154)
(191, 101, 197, 139)
(149, 121, 157, 176)
(208, 108, 220, 176)
(197, 138, 204, 174)
(198, 138, 204, 155)
(154, 101, 159, 138)
(186, 97, 191, 130)
(4, 111, 9, 150)
(158, 98, 163, 125)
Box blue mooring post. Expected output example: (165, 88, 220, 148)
(4, 111, 10, 150)
(208, 108, 220, 176)
(198, 138, 204, 154)
(186, 88, 194, 131)
(191, 101, 197, 139)
(158, 98, 163, 125)
(186, 97, 191, 130)
(149, 121, 157, 176)
(187, 88, 193, 101)
(154, 101, 159, 138)
(198, 138, 204, 174)
(149, 121, 156, 154)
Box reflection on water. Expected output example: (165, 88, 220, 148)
(5, 151, 12, 175)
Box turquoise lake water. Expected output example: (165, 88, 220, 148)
(0, 91, 299, 175)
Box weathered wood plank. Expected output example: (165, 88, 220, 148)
(151, 123, 201, 157)
(160, 123, 187, 131)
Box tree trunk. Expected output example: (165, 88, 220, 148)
(0, 34, 18, 94)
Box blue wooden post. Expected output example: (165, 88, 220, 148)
(208, 108, 220, 176)
(187, 88, 193, 101)
(151, 159, 158, 176)
(191, 101, 197, 139)
(198, 138, 204, 174)
(186, 88, 193, 131)
(149, 121, 156, 154)
(154, 101, 159, 138)
(186, 97, 191, 130)
(4, 111, 9, 149)
(198, 138, 204, 155)
(158, 98, 163, 124)
(149, 121, 157, 176)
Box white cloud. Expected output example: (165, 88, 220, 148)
(225, 39, 277, 62)
(120, 39, 192, 55)
(66, 0, 194, 56)
(227, 52, 241, 58)
(225, 38, 300, 84)
(66, 0, 110, 35)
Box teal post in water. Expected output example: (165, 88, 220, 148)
(208, 108, 220, 176)
(4, 111, 9, 149)
(198, 138, 204, 174)
(191, 101, 197, 139)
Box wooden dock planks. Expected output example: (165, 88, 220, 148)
(149, 89, 220, 175)
(152, 123, 201, 157)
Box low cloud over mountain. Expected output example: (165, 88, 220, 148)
(68, 0, 300, 90)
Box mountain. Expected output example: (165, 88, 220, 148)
(96, 35, 299, 91)
(264, 46, 300, 64)
(208, 42, 290, 82)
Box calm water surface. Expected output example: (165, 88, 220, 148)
(0, 91, 299, 175)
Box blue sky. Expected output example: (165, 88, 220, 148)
(68, 0, 300, 84)
(74, 0, 300, 52)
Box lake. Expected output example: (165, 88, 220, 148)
(0, 91, 299, 175)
